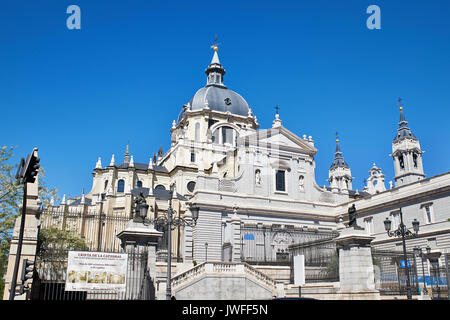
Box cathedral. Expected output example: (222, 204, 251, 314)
(47, 44, 450, 292)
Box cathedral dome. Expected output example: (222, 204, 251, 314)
(177, 45, 250, 122)
(188, 85, 250, 116)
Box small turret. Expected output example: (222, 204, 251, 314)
(328, 134, 353, 192)
(391, 99, 425, 187)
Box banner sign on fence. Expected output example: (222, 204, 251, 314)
(65, 251, 128, 292)
(293, 254, 305, 286)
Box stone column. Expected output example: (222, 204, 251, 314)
(117, 220, 163, 299)
(336, 227, 380, 300)
(231, 210, 242, 262)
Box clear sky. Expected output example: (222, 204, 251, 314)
(1, 0, 450, 201)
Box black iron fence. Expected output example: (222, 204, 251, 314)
(241, 224, 338, 265)
(371, 249, 420, 296)
(289, 236, 340, 283)
(29, 208, 155, 300)
(31, 246, 152, 300)
(39, 207, 130, 252)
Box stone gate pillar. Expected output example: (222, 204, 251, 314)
(231, 209, 242, 262)
(336, 227, 380, 300)
(117, 219, 162, 299)
(3, 149, 40, 300)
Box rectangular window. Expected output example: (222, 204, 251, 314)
(391, 212, 400, 229)
(424, 205, 433, 224)
(365, 218, 373, 235)
(222, 127, 233, 144)
(190, 152, 195, 163)
(275, 170, 286, 192)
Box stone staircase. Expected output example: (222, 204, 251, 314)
(171, 261, 282, 299)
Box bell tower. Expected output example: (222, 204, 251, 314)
(328, 134, 353, 193)
(391, 99, 425, 187)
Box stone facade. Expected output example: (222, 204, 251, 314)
(5, 46, 450, 300)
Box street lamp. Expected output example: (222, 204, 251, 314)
(134, 185, 199, 300)
(413, 247, 428, 297)
(384, 208, 420, 300)
(205, 242, 208, 261)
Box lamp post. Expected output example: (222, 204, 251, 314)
(413, 247, 428, 297)
(205, 242, 208, 261)
(384, 208, 420, 300)
(134, 186, 199, 300)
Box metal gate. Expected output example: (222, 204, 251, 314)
(372, 249, 420, 296)
(30, 247, 152, 300)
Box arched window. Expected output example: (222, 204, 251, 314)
(104, 180, 108, 191)
(212, 126, 237, 146)
(154, 185, 166, 191)
(413, 153, 418, 168)
(399, 155, 405, 169)
(117, 179, 125, 193)
(195, 123, 200, 142)
(136, 181, 143, 188)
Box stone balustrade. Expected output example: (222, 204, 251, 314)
(171, 261, 278, 292)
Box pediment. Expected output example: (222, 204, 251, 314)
(238, 126, 317, 155)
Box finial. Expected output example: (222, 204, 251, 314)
(335, 131, 339, 143)
(211, 34, 220, 52)
(272, 105, 282, 128)
(129, 155, 134, 167)
(95, 157, 102, 169)
(398, 97, 403, 111)
(109, 154, 115, 166)
(80, 189, 85, 204)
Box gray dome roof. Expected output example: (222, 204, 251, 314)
(178, 85, 250, 122)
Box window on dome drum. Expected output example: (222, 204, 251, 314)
(212, 129, 219, 144)
(212, 126, 236, 146)
(136, 181, 143, 188)
(275, 170, 286, 192)
(117, 179, 125, 193)
(195, 123, 200, 142)
(222, 126, 233, 144)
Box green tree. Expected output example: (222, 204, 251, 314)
(0, 146, 59, 298)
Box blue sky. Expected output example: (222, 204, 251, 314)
(1, 0, 450, 201)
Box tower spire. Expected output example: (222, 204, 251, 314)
(328, 133, 352, 192)
(206, 36, 226, 87)
(330, 132, 349, 170)
(124, 142, 130, 164)
(391, 98, 425, 186)
(394, 98, 416, 142)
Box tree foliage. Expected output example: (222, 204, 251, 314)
(0, 146, 60, 298)
(38, 226, 88, 253)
